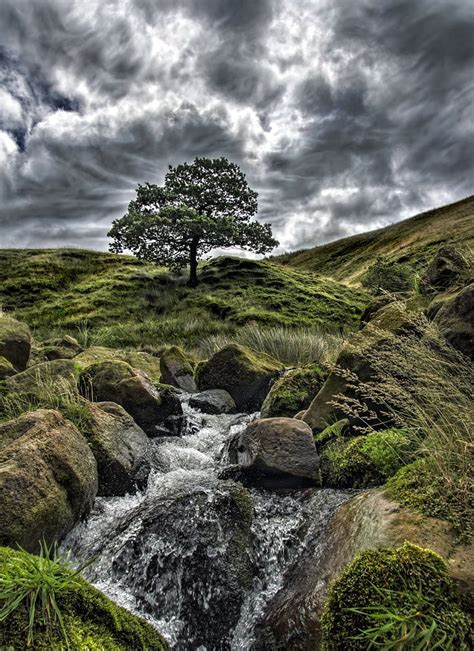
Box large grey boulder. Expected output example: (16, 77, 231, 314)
(160, 346, 196, 392)
(0, 409, 98, 552)
(83, 402, 150, 496)
(79, 360, 183, 436)
(226, 417, 320, 488)
(189, 389, 236, 414)
(0, 316, 31, 371)
(196, 344, 282, 412)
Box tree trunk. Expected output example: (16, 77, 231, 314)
(188, 238, 199, 287)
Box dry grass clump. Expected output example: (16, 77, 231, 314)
(197, 323, 345, 366)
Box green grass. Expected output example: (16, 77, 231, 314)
(0, 250, 368, 350)
(276, 195, 474, 285)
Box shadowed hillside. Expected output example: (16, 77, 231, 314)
(276, 196, 474, 284)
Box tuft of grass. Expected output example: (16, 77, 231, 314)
(197, 323, 344, 366)
(0, 541, 91, 649)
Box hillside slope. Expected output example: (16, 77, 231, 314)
(0, 250, 367, 347)
(276, 195, 474, 284)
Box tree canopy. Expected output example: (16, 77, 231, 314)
(108, 157, 278, 286)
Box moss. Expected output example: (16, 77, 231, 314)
(0, 547, 167, 650)
(321, 542, 472, 650)
(385, 459, 474, 542)
(74, 347, 162, 382)
(320, 429, 418, 489)
(260, 364, 326, 418)
(313, 419, 350, 447)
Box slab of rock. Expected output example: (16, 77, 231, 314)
(196, 344, 282, 412)
(75, 346, 162, 382)
(189, 389, 236, 414)
(0, 409, 98, 552)
(6, 358, 80, 396)
(160, 346, 196, 392)
(0, 316, 31, 371)
(230, 417, 320, 488)
(84, 402, 150, 496)
(79, 360, 183, 436)
(433, 283, 473, 360)
(260, 365, 326, 419)
(42, 334, 82, 360)
(420, 246, 469, 294)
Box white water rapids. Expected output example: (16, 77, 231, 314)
(63, 397, 350, 650)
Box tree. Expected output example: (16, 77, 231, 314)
(362, 256, 415, 294)
(108, 157, 278, 286)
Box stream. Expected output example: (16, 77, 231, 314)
(63, 396, 351, 650)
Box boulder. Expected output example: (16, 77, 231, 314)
(86, 479, 253, 650)
(0, 355, 15, 380)
(420, 246, 470, 294)
(42, 334, 82, 360)
(74, 346, 162, 382)
(160, 346, 196, 392)
(196, 344, 282, 412)
(83, 402, 150, 496)
(433, 283, 474, 360)
(6, 358, 80, 397)
(0, 409, 98, 552)
(0, 316, 31, 371)
(228, 417, 320, 488)
(358, 294, 396, 328)
(260, 364, 326, 418)
(189, 389, 236, 414)
(79, 360, 183, 436)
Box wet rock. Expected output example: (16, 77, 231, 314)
(230, 417, 320, 488)
(79, 360, 183, 436)
(189, 389, 236, 414)
(196, 343, 282, 412)
(83, 402, 150, 496)
(0, 409, 98, 552)
(433, 283, 474, 360)
(420, 246, 469, 294)
(88, 479, 254, 651)
(160, 346, 196, 392)
(0, 316, 31, 371)
(6, 358, 80, 396)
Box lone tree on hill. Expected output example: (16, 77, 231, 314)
(108, 157, 278, 286)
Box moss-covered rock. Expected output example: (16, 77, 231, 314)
(74, 346, 162, 382)
(196, 343, 282, 412)
(6, 358, 80, 397)
(0, 546, 168, 650)
(42, 334, 83, 361)
(159, 345, 196, 392)
(79, 360, 182, 436)
(385, 459, 474, 541)
(420, 246, 470, 294)
(433, 282, 473, 360)
(0, 315, 31, 371)
(260, 364, 326, 418)
(320, 428, 418, 489)
(0, 409, 98, 552)
(82, 402, 150, 496)
(0, 354, 15, 379)
(320, 542, 471, 650)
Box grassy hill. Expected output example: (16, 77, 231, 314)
(0, 249, 368, 350)
(276, 195, 474, 284)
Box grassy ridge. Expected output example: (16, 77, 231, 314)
(0, 250, 368, 348)
(276, 195, 474, 284)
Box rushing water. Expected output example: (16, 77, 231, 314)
(63, 397, 350, 650)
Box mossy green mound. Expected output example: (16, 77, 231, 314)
(0, 546, 168, 650)
(385, 459, 474, 542)
(321, 542, 471, 650)
(320, 429, 418, 489)
(260, 364, 326, 418)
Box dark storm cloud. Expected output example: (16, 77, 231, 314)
(0, 0, 473, 251)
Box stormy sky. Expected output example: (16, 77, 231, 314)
(0, 0, 473, 252)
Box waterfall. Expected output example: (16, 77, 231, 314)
(63, 397, 350, 650)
